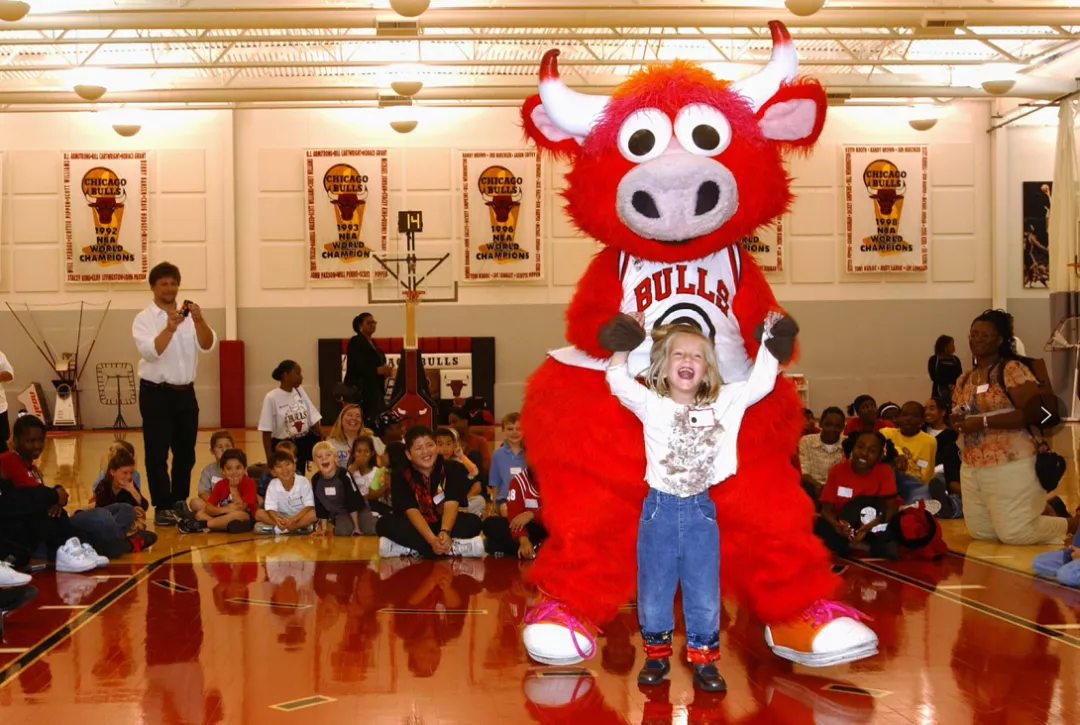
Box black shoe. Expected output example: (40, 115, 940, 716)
(178, 518, 206, 534)
(154, 509, 177, 527)
(692, 664, 727, 693)
(173, 501, 196, 523)
(637, 657, 671, 685)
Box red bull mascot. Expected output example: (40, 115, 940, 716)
(518, 21, 879, 668)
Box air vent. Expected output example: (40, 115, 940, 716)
(378, 94, 414, 108)
(376, 19, 420, 37)
(915, 15, 967, 36)
(923, 18, 967, 28)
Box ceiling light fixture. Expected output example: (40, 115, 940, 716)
(981, 79, 1017, 96)
(389, 0, 429, 18)
(784, 0, 825, 17)
(908, 118, 938, 131)
(74, 84, 107, 101)
(0, 1, 29, 22)
(391, 80, 423, 97)
(390, 120, 418, 133)
(112, 123, 141, 137)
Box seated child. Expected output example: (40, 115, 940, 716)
(311, 441, 376, 536)
(76, 447, 157, 554)
(197, 430, 235, 501)
(487, 413, 526, 518)
(882, 401, 938, 507)
(366, 441, 405, 517)
(256, 440, 298, 507)
(435, 427, 486, 517)
(255, 450, 317, 535)
(602, 316, 783, 692)
(176, 449, 256, 533)
(92, 439, 143, 492)
(482, 467, 547, 559)
(1032, 533, 1080, 587)
(347, 435, 378, 495)
(814, 429, 901, 560)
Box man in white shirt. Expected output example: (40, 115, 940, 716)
(132, 262, 217, 527)
(0, 350, 13, 453)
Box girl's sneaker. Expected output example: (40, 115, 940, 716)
(81, 543, 110, 568)
(0, 561, 32, 588)
(127, 531, 158, 552)
(55, 538, 97, 573)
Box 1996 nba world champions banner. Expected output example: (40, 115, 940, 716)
(844, 145, 928, 273)
(462, 150, 543, 281)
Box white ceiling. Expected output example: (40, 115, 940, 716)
(0, 0, 1077, 110)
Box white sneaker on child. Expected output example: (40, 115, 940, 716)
(55, 538, 97, 573)
(378, 537, 418, 558)
(450, 536, 485, 559)
(81, 543, 109, 568)
(0, 561, 32, 588)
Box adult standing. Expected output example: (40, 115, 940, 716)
(258, 360, 324, 474)
(0, 349, 12, 453)
(344, 312, 391, 429)
(951, 309, 1078, 545)
(928, 335, 963, 400)
(132, 262, 217, 527)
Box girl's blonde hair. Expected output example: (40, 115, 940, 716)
(645, 323, 722, 405)
(312, 441, 337, 459)
(328, 403, 373, 444)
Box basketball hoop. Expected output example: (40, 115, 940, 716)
(402, 289, 426, 305)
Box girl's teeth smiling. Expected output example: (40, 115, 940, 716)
(678, 367, 694, 380)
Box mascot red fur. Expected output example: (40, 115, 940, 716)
(518, 21, 878, 668)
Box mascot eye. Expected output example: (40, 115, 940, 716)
(674, 104, 732, 156)
(617, 108, 672, 163)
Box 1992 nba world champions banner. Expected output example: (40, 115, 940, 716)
(64, 151, 148, 283)
(306, 148, 388, 280)
(462, 150, 543, 281)
(844, 145, 928, 273)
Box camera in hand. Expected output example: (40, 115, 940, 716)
(181, 300, 193, 317)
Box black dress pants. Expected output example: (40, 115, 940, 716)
(140, 381, 199, 510)
(481, 516, 547, 555)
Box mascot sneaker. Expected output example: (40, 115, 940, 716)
(765, 600, 878, 668)
(523, 597, 601, 665)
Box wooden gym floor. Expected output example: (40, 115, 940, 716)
(1, 427, 1079, 724)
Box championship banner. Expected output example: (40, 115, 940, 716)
(63, 152, 148, 283)
(739, 221, 782, 272)
(306, 149, 388, 280)
(844, 145, 928, 273)
(462, 150, 543, 281)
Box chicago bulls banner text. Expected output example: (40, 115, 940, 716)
(64, 152, 149, 283)
(844, 145, 928, 273)
(739, 221, 782, 273)
(461, 150, 543, 281)
(306, 148, 388, 280)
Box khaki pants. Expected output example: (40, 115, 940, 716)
(960, 456, 1068, 546)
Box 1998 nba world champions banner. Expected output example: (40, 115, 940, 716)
(64, 151, 148, 283)
(462, 150, 543, 281)
(844, 145, 928, 273)
(306, 149, 388, 280)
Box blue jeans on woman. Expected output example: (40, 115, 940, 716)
(637, 488, 720, 662)
(1032, 534, 1080, 587)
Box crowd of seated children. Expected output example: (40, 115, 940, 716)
(814, 429, 901, 560)
(0, 415, 109, 572)
(255, 450, 318, 535)
(434, 427, 486, 516)
(175, 449, 257, 534)
(81, 446, 157, 552)
(311, 440, 377, 536)
(843, 395, 896, 436)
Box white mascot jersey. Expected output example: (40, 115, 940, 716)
(549, 245, 753, 383)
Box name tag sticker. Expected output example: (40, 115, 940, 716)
(916, 459, 929, 469)
(689, 408, 717, 428)
(510, 467, 522, 476)
(433, 491, 446, 505)
(976, 384, 989, 394)
(525, 499, 539, 509)
(837, 486, 854, 499)
(324, 487, 336, 497)
(871, 524, 888, 534)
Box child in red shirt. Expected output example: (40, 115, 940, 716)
(176, 450, 257, 533)
(815, 429, 901, 559)
(481, 468, 547, 559)
(842, 394, 896, 436)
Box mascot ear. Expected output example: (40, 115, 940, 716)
(522, 94, 581, 159)
(756, 79, 827, 151)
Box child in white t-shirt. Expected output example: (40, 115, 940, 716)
(254, 450, 317, 535)
(605, 314, 783, 693)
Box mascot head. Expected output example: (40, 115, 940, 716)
(522, 21, 827, 263)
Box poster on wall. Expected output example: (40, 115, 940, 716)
(306, 148, 388, 280)
(63, 151, 148, 283)
(739, 221, 782, 272)
(462, 150, 543, 281)
(844, 145, 928, 273)
(1022, 181, 1052, 289)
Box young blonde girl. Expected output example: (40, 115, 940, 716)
(605, 315, 782, 693)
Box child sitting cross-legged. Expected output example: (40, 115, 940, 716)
(176, 449, 257, 534)
(311, 441, 377, 536)
(255, 440, 298, 507)
(813, 429, 901, 560)
(177, 430, 235, 521)
(1032, 532, 1080, 587)
(255, 450, 317, 535)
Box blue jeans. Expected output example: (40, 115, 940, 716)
(896, 471, 931, 505)
(1033, 532, 1080, 587)
(637, 488, 720, 662)
(71, 503, 136, 543)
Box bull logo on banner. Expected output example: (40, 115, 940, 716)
(861, 158, 913, 256)
(322, 163, 371, 262)
(81, 166, 134, 266)
(477, 165, 529, 264)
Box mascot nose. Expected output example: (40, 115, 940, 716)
(616, 155, 738, 243)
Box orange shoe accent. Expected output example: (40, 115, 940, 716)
(767, 618, 821, 654)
